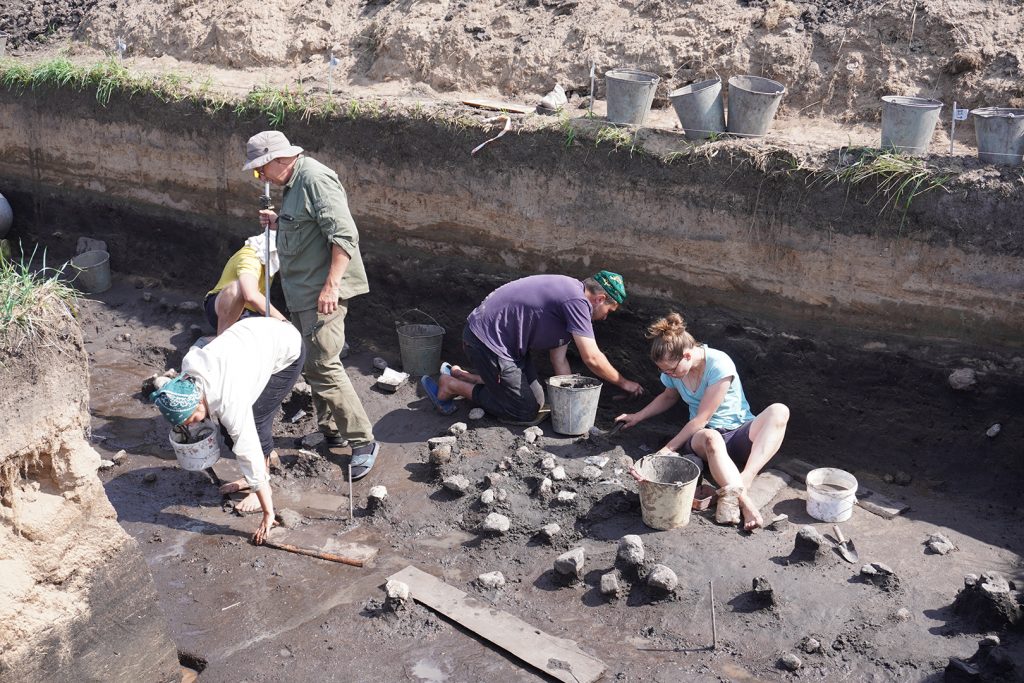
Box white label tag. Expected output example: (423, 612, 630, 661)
(954, 108, 970, 121)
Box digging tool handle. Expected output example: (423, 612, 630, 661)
(263, 540, 365, 567)
(833, 524, 847, 545)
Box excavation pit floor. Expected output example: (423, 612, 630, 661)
(82, 276, 1023, 683)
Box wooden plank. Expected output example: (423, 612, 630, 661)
(747, 469, 792, 510)
(776, 458, 816, 483)
(462, 97, 534, 114)
(776, 459, 908, 519)
(388, 565, 606, 683)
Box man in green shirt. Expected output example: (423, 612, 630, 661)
(242, 131, 379, 479)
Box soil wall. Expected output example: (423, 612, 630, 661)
(0, 317, 180, 681)
(0, 86, 1021, 346)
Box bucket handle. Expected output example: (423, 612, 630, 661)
(395, 308, 441, 329)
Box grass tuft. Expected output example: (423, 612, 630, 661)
(0, 245, 78, 351)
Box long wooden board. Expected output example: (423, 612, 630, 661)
(462, 97, 535, 114)
(387, 565, 606, 683)
(776, 458, 909, 519)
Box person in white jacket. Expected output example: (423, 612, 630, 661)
(151, 317, 304, 544)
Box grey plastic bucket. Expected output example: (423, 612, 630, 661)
(396, 309, 444, 376)
(547, 374, 602, 435)
(70, 250, 111, 294)
(634, 454, 701, 530)
(880, 96, 943, 156)
(726, 75, 786, 137)
(971, 107, 1024, 165)
(605, 69, 660, 126)
(669, 78, 726, 140)
(0, 32, 8, 59)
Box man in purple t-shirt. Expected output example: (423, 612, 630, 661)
(422, 271, 645, 421)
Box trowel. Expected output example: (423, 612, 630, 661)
(832, 524, 860, 563)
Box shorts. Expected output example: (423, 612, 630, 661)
(680, 419, 754, 471)
(463, 326, 545, 422)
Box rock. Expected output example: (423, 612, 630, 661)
(539, 456, 556, 471)
(176, 301, 201, 313)
(979, 635, 1000, 648)
(893, 471, 912, 486)
(860, 562, 900, 592)
(600, 572, 621, 598)
(292, 381, 312, 396)
(448, 422, 468, 436)
(276, 508, 303, 529)
(480, 489, 495, 506)
(300, 432, 325, 449)
(555, 491, 577, 504)
(985, 423, 1001, 438)
(524, 426, 543, 443)
(927, 532, 956, 555)
(953, 571, 1023, 631)
(948, 368, 977, 391)
(766, 514, 790, 531)
(778, 652, 802, 671)
(429, 444, 453, 466)
(481, 512, 511, 534)
(442, 475, 472, 495)
(801, 637, 821, 654)
(540, 523, 561, 541)
(484, 472, 504, 488)
(98, 459, 116, 470)
(142, 291, 153, 303)
(495, 488, 508, 503)
(111, 449, 128, 465)
(385, 579, 410, 608)
(372, 357, 388, 371)
(142, 472, 157, 484)
(579, 465, 603, 481)
(367, 485, 388, 502)
(554, 547, 585, 578)
(76, 236, 107, 254)
(752, 576, 775, 608)
(550, 465, 567, 481)
(964, 573, 979, 588)
(894, 607, 912, 622)
(584, 455, 609, 468)
(617, 535, 645, 567)
(646, 564, 678, 592)
(515, 446, 532, 459)
(279, 647, 293, 658)
(468, 408, 485, 420)
(792, 526, 831, 564)
(537, 477, 553, 495)
(477, 571, 506, 589)
(428, 435, 458, 450)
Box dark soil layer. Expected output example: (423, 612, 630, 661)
(0, 0, 98, 49)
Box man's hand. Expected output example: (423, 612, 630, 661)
(259, 209, 278, 229)
(318, 283, 339, 315)
(618, 379, 645, 397)
(252, 511, 278, 545)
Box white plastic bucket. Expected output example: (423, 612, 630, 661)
(168, 421, 221, 471)
(634, 454, 701, 530)
(805, 467, 858, 522)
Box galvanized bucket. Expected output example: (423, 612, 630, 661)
(547, 374, 602, 435)
(396, 309, 444, 376)
(880, 96, 943, 156)
(971, 107, 1024, 165)
(605, 69, 660, 126)
(634, 455, 701, 530)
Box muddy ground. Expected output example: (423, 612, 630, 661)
(79, 259, 1023, 682)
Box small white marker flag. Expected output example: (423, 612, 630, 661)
(953, 108, 970, 121)
(328, 53, 339, 68)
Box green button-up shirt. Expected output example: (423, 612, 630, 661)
(275, 156, 369, 312)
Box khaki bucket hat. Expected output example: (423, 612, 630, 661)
(242, 131, 304, 171)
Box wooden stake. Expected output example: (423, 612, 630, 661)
(262, 540, 365, 567)
(348, 464, 354, 522)
(710, 580, 717, 650)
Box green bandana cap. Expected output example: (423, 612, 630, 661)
(150, 375, 201, 426)
(593, 270, 627, 304)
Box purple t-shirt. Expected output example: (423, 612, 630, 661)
(467, 275, 594, 360)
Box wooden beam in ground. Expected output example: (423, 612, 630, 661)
(387, 565, 606, 683)
(746, 469, 792, 511)
(462, 98, 535, 114)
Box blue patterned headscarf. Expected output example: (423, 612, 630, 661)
(150, 375, 201, 426)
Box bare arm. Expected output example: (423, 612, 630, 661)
(237, 273, 287, 321)
(318, 244, 351, 315)
(549, 345, 571, 376)
(660, 377, 732, 453)
(616, 387, 679, 428)
(573, 334, 645, 396)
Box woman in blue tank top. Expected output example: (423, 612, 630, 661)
(616, 312, 790, 530)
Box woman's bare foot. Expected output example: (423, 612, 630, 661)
(738, 493, 764, 531)
(234, 491, 261, 514)
(218, 478, 249, 496)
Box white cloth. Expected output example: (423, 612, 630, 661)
(182, 317, 301, 491)
(245, 230, 280, 277)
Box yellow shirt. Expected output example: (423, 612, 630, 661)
(207, 246, 269, 312)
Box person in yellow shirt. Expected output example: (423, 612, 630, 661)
(204, 231, 288, 335)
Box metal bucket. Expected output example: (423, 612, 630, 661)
(880, 96, 943, 156)
(971, 107, 1024, 166)
(605, 69, 660, 126)
(70, 249, 112, 294)
(634, 455, 701, 530)
(726, 75, 786, 137)
(168, 421, 221, 472)
(805, 467, 858, 523)
(547, 374, 602, 435)
(0, 32, 9, 59)
(669, 78, 726, 140)
(0, 191, 12, 239)
(396, 309, 444, 376)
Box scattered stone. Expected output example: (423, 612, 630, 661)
(429, 444, 453, 466)
(646, 564, 678, 592)
(893, 471, 912, 486)
(367, 486, 388, 512)
(448, 422, 468, 436)
(117, 332, 132, 342)
(442, 475, 472, 495)
(495, 488, 508, 503)
(292, 381, 312, 396)
(300, 432, 325, 449)
(480, 489, 495, 506)
(948, 368, 977, 391)
(778, 652, 802, 671)
(550, 465, 567, 481)
(555, 491, 577, 504)
(497, 456, 513, 471)
(481, 512, 511, 534)
(372, 357, 388, 371)
(584, 455, 609, 468)
(766, 514, 790, 531)
(791, 525, 832, 564)
(752, 576, 775, 608)
(617, 535, 645, 567)
(428, 435, 458, 450)
(468, 408, 485, 420)
(111, 449, 128, 465)
(524, 426, 544, 443)
(98, 459, 115, 470)
(537, 477, 553, 495)
(484, 472, 504, 488)
(953, 571, 1023, 631)
(279, 647, 293, 658)
(579, 465, 603, 481)
(276, 508, 303, 529)
(554, 547, 585, 579)
(142, 291, 153, 303)
(979, 635, 1000, 648)
(926, 532, 956, 555)
(515, 446, 532, 459)
(800, 637, 821, 654)
(860, 562, 900, 591)
(540, 523, 561, 541)
(539, 456, 556, 471)
(600, 572, 621, 599)
(177, 300, 201, 313)
(894, 607, 912, 622)
(142, 472, 157, 484)
(964, 573, 979, 588)
(289, 410, 307, 423)
(385, 579, 410, 608)
(985, 423, 1001, 438)
(477, 571, 506, 589)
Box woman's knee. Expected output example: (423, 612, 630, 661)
(692, 428, 724, 455)
(765, 402, 790, 425)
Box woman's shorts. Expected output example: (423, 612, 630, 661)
(680, 419, 754, 469)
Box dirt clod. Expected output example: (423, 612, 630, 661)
(860, 562, 900, 592)
(952, 571, 1023, 632)
(276, 508, 303, 529)
(790, 525, 832, 564)
(779, 652, 802, 671)
(752, 576, 776, 609)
